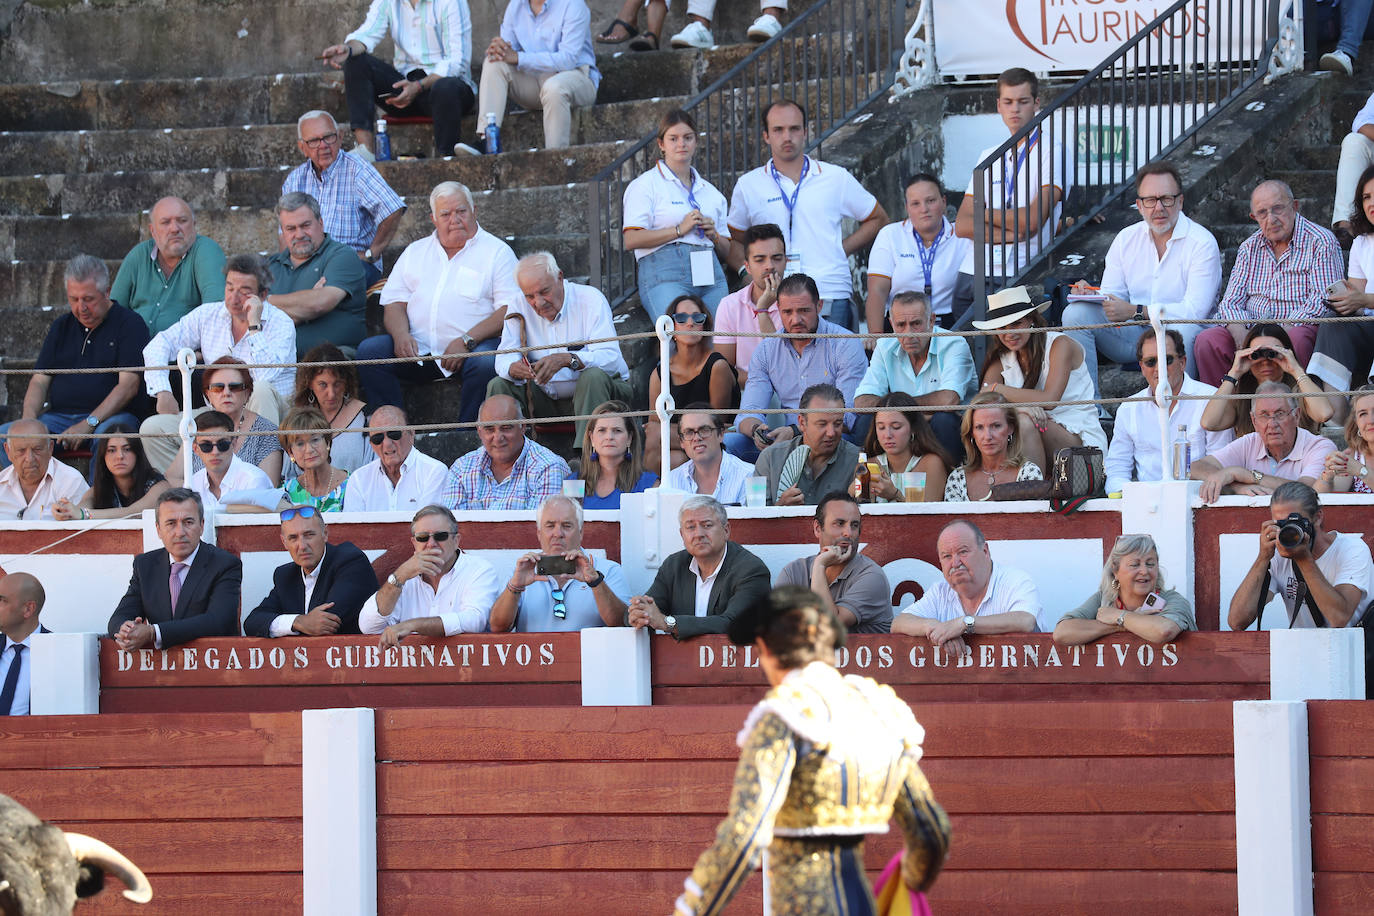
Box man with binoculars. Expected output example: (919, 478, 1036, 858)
(1228, 481, 1373, 630)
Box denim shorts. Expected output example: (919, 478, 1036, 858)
(635, 242, 729, 320)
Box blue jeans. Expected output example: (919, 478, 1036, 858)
(356, 334, 499, 424)
(825, 297, 857, 332)
(1061, 302, 1149, 401)
(723, 431, 761, 463)
(0, 411, 142, 475)
(1338, 0, 1374, 55)
(636, 243, 729, 320)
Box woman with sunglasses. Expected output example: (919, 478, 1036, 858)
(622, 109, 731, 319)
(290, 343, 370, 477)
(862, 392, 952, 503)
(53, 423, 170, 520)
(187, 410, 273, 513)
(165, 356, 283, 486)
(1201, 322, 1331, 437)
(278, 406, 350, 512)
(646, 294, 740, 470)
(1318, 384, 1374, 494)
(577, 400, 657, 509)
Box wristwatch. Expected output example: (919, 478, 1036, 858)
(460, 332, 476, 349)
(387, 572, 402, 588)
(587, 569, 606, 589)
(1251, 469, 1264, 483)
(962, 614, 976, 636)
(1114, 610, 1127, 627)
(568, 353, 584, 371)
(364, 247, 375, 260)
(86, 414, 101, 428)
(1133, 303, 1146, 321)
(663, 615, 677, 634)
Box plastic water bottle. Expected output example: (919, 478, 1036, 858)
(375, 118, 392, 162)
(1171, 424, 1191, 480)
(484, 112, 501, 155)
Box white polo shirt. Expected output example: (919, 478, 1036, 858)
(728, 157, 878, 300)
(342, 447, 450, 512)
(379, 228, 521, 377)
(867, 218, 971, 317)
(622, 162, 729, 260)
(959, 136, 1071, 279)
(1099, 212, 1223, 322)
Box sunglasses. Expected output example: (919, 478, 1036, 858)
(551, 584, 567, 620)
(1140, 355, 1177, 369)
(413, 530, 453, 543)
(672, 312, 708, 325)
(206, 382, 248, 393)
(196, 438, 234, 453)
(279, 506, 319, 522)
(369, 430, 405, 445)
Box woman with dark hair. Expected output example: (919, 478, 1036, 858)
(646, 294, 740, 469)
(622, 108, 731, 318)
(1200, 322, 1330, 437)
(862, 392, 952, 503)
(52, 424, 169, 520)
(290, 343, 369, 475)
(165, 356, 283, 486)
(577, 400, 657, 509)
(675, 584, 950, 914)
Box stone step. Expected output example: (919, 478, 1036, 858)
(1269, 168, 1337, 202)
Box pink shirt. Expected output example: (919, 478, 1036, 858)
(1207, 427, 1335, 482)
(714, 284, 782, 377)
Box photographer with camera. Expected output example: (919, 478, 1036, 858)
(489, 495, 631, 633)
(1228, 481, 1373, 630)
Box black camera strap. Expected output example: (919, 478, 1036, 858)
(1252, 565, 1329, 629)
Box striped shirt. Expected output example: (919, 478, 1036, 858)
(346, 0, 475, 86)
(281, 151, 406, 255)
(667, 452, 754, 504)
(440, 438, 570, 510)
(143, 301, 296, 399)
(1215, 214, 1344, 323)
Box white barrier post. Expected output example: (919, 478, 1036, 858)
(654, 314, 675, 486)
(1119, 479, 1199, 610)
(1233, 700, 1312, 916)
(28, 632, 99, 714)
(581, 626, 652, 705)
(302, 708, 376, 916)
(176, 347, 197, 489)
(1269, 628, 1365, 701)
(618, 489, 687, 595)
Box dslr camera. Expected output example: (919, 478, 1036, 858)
(1276, 512, 1315, 550)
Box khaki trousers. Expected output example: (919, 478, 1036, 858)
(476, 60, 597, 150)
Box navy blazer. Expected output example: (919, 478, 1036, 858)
(107, 542, 243, 647)
(242, 541, 378, 637)
(644, 541, 772, 639)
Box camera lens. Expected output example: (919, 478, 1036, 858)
(1277, 524, 1304, 549)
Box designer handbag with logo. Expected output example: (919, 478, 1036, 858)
(1049, 446, 1106, 513)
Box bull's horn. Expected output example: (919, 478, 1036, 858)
(63, 833, 153, 903)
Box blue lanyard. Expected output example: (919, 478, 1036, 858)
(662, 163, 707, 241)
(913, 222, 944, 293)
(1003, 128, 1039, 208)
(769, 157, 810, 238)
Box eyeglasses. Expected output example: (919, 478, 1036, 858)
(279, 506, 319, 522)
(369, 430, 405, 445)
(550, 584, 567, 620)
(1136, 194, 1180, 209)
(195, 438, 233, 453)
(1140, 355, 1178, 369)
(302, 132, 339, 148)
(679, 424, 720, 441)
(672, 312, 708, 325)
(1253, 408, 1295, 424)
(413, 530, 453, 543)
(1252, 203, 1291, 222)
(206, 382, 248, 393)
(294, 434, 327, 448)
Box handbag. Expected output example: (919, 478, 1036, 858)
(1048, 446, 1106, 514)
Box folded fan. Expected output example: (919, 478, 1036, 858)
(776, 444, 810, 500)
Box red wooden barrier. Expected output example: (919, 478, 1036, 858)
(1309, 700, 1374, 914)
(0, 712, 303, 914)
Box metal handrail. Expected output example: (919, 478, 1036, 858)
(586, 0, 907, 307)
(967, 0, 1290, 329)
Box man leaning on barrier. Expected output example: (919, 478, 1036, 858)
(774, 492, 892, 634)
(0, 420, 87, 521)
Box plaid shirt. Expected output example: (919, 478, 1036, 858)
(281, 150, 406, 254)
(1216, 214, 1343, 323)
(440, 438, 570, 511)
(143, 300, 296, 398)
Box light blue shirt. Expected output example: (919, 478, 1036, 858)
(501, 0, 601, 89)
(667, 452, 754, 504)
(855, 333, 976, 402)
(512, 558, 632, 632)
(738, 318, 868, 428)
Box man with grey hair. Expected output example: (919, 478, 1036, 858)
(489, 494, 632, 632)
(0, 254, 148, 465)
(0, 420, 87, 520)
(281, 109, 405, 286)
(264, 191, 368, 355)
(110, 196, 226, 335)
(342, 406, 449, 512)
(489, 250, 631, 445)
(1190, 380, 1336, 502)
(358, 181, 520, 424)
(627, 495, 770, 640)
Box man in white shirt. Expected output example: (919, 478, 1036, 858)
(1064, 162, 1222, 390)
(865, 173, 971, 335)
(1331, 90, 1374, 246)
(489, 251, 632, 445)
(359, 505, 502, 647)
(0, 420, 86, 521)
(953, 68, 1072, 320)
(186, 411, 273, 514)
(726, 99, 886, 331)
(357, 181, 520, 424)
(342, 406, 449, 512)
(1106, 329, 1233, 494)
(892, 519, 1041, 661)
(713, 223, 785, 388)
(0, 573, 47, 717)
(1228, 482, 1372, 630)
(667, 407, 753, 504)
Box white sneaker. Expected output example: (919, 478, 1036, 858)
(352, 145, 376, 163)
(747, 14, 782, 42)
(670, 20, 714, 49)
(453, 142, 483, 156)
(1320, 49, 1354, 76)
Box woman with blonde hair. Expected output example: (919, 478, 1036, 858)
(1053, 534, 1196, 645)
(943, 391, 1043, 502)
(1318, 384, 1374, 494)
(278, 406, 349, 511)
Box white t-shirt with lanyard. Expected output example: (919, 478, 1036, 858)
(622, 161, 729, 286)
(728, 156, 878, 302)
(1261, 532, 1374, 629)
(958, 129, 1072, 280)
(867, 217, 972, 318)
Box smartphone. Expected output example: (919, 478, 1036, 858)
(375, 86, 402, 102)
(536, 555, 577, 576)
(1141, 591, 1166, 613)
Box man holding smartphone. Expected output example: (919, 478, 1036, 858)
(489, 495, 631, 632)
(774, 493, 892, 633)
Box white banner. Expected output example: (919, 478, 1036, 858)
(933, 0, 1266, 76)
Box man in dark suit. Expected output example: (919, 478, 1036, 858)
(108, 488, 243, 649)
(243, 505, 378, 636)
(628, 495, 771, 640)
(0, 572, 49, 716)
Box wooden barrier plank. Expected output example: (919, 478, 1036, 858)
(927, 870, 1238, 915)
(378, 870, 762, 915)
(655, 682, 1267, 705)
(47, 819, 302, 874)
(100, 682, 586, 714)
(0, 713, 302, 768)
(1308, 700, 1374, 757)
(1312, 815, 1374, 873)
(1311, 758, 1374, 815)
(940, 813, 1235, 871)
(1313, 872, 1374, 914)
(77, 874, 302, 915)
(2, 766, 302, 821)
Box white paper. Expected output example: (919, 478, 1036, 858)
(689, 248, 716, 288)
(784, 252, 804, 277)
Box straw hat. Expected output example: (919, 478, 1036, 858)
(971, 285, 1050, 330)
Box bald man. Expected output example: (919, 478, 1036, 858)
(0, 420, 86, 520)
(110, 196, 228, 334)
(0, 572, 48, 716)
(439, 394, 570, 511)
(342, 406, 450, 512)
